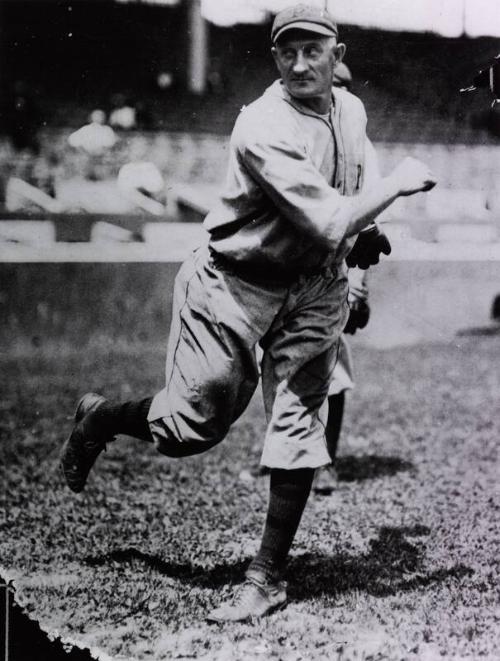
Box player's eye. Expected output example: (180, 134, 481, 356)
(305, 46, 321, 58)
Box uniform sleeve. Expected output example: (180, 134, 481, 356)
(362, 138, 381, 191)
(235, 112, 352, 253)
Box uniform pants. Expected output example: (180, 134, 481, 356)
(148, 245, 349, 469)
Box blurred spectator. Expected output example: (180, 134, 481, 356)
(109, 93, 137, 131)
(5, 152, 62, 213)
(117, 161, 166, 216)
(207, 57, 229, 96)
(156, 71, 174, 92)
(68, 110, 117, 155)
(68, 109, 117, 180)
(463, 54, 500, 137)
(5, 80, 43, 155)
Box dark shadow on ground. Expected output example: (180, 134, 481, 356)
(85, 525, 472, 600)
(335, 455, 415, 482)
(288, 525, 472, 600)
(85, 550, 249, 588)
(254, 455, 414, 483)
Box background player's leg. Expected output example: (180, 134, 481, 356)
(312, 391, 345, 494)
(326, 391, 345, 461)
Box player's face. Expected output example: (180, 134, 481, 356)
(272, 32, 346, 108)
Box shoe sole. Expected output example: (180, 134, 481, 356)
(206, 597, 287, 624)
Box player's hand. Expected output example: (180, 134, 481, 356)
(391, 157, 437, 197)
(346, 224, 391, 269)
(344, 299, 370, 335)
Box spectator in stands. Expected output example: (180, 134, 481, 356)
(207, 57, 229, 96)
(463, 54, 500, 137)
(117, 161, 166, 216)
(5, 152, 62, 214)
(109, 93, 137, 131)
(68, 109, 117, 180)
(68, 109, 117, 155)
(156, 71, 174, 92)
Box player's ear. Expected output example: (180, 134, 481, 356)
(271, 46, 279, 66)
(335, 42, 346, 63)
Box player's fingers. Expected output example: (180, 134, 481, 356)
(379, 235, 392, 255)
(422, 179, 436, 192)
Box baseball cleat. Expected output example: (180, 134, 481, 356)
(312, 466, 339, 495)
(60, 393, 111, 493)
(206, 569, 287, 623)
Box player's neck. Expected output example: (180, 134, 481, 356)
(294, 92, 332, 116)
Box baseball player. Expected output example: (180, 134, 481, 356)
(60, 4, 436, 622)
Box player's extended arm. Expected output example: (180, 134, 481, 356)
(334, 157, 435, 237)
(241, 127, 435, 254)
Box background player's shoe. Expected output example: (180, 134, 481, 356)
(60, 393, 111, 493)
(312, 466, 339, 495)
(206, 569, 287, 623)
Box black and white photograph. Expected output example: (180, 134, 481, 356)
(0, 0, 499, 659)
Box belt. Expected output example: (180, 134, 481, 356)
(208, 247, 336, 285)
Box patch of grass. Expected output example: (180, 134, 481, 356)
(1, 336, 499, 660)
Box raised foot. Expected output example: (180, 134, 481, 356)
(60, 393, 110, 493)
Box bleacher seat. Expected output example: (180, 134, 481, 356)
(0, 221, 56, 244)
(90, 221, 136, 243)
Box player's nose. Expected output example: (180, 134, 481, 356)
(292, 53, 308, 74)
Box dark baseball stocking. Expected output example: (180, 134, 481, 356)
(249, 467, 314, 579)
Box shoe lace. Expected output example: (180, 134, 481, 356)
(232, 579, 262, 610)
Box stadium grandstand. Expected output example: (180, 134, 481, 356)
(0, 0, 499, 255)
(0, 0, 499, 140)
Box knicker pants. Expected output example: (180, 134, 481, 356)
(147, 244, 349, 469)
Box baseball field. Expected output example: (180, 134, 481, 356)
(1, 260, 499, 661)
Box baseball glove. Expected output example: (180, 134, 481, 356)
(346, 224, 391, 269)
(344, 298, 370, 335)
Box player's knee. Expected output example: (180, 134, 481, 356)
(149, 418, 224, 458)
(154, 437, 220, 458)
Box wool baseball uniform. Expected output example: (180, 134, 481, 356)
(148, 81, 370, 469)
